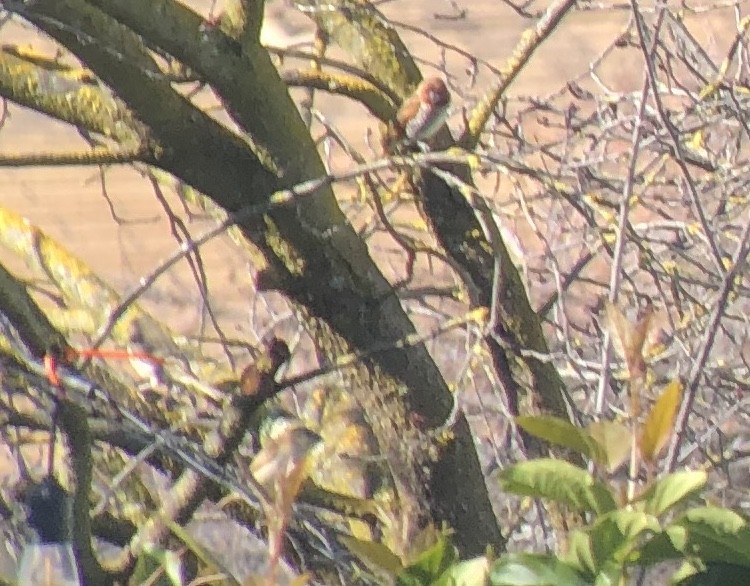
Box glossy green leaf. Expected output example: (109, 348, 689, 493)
(397, 537, 458, 586)
(434, 556, 490, 586)
(566, 529, 596, 576)
(672, 508, 750, 565)
(678, 562, 750, 585)
(634, 470, 707, 516)
(490, 553, 589, 586)
(499, 459, 616, 515)
(591, 511, 658, 565)
(340, 534, 404, 577)
(586, 420, 632, 472)
(516, 416, 606, 464)
(638, 507, 750, 567)
(564, 510, 659, 576)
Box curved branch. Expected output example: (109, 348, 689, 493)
(8, 0, 508, 559)
(294, 0, 421, 100)
(282, 68, 396, 121)
(56, 399, 114, 585)
(0, 49, 143, 143)
(0, 145, 145, 167)
(0, 260, 70, 359)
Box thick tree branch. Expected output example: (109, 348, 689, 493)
(0, 49, 142, 143)
(12, 0, 474, 557)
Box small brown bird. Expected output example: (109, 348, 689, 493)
(239, 338, 291, 399)
(394, 76, 451, 147)
(126, 318, 172, 388)
(126, 318, 224, 403)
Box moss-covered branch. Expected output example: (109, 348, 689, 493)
(282, 68, 396, 121)
(0, 49, 143, 144)
(0, 0, 579, 558)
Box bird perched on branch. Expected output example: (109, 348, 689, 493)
(125, 317, 224, 403)
(382, 76, 451, 153)
(125, 318, 173, 389)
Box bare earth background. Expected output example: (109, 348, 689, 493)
(1, 0, 734, 329)
(0, 1, 642, 333)
(2, 0, 734, 330)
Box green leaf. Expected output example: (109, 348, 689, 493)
(638, 507, 750, 567)
(634, 470, 707, 516)
(594, 563, 626, 586)
(586, 420, 632, 472)
(516, 416, 606, 464)
(566, 529, 597, 576)
(499, 459, 616, 515)
(678, 562, 750, 585)
(636, 529, 684, 565)
(592, 561, 624, 586)
(433, 556, 490, 586)
(591, 511, 658, 566)
(397, 537, 458, 586)
(640, 380, 682, 463)
(672, 508, 750, 565)
(563, 510, 659, 576)
(490, 553, 589, 586)
(340, 534, 404, 577)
